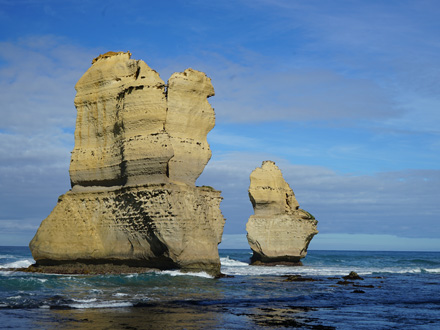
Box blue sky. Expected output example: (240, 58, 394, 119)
(0, 0, 439, 250)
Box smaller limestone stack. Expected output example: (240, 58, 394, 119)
(246, 161, 318, 265)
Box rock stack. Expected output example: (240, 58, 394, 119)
(30, 52, 225, 276)
(246, 161, 318, 265)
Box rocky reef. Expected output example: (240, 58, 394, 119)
(29, 51, 225, 276)
(246, 161, 318, 265)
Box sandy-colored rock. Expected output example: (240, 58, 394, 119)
(30, 184, 224, 274)
(70, 51, 172, 188)
(246, 161, 318, 264)
(30, 52, 225, 275)
(166, 69, 215, 185)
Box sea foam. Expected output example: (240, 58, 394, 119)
(68, 300, 133, 309)
(219, 256, 440, 277)
(0, 259, 34, 269)
(220, 256, 249, 267)
(160, 270, 213, 279)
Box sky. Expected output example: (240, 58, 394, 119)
(0, 0, 439, 251)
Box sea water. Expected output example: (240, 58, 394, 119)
(1, 246, 439, 329)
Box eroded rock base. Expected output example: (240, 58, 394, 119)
(20, 263, 159, 275)
(30, 184, 225, 276)
(250, 253, 303, 266)
(246, 214, 318, 265)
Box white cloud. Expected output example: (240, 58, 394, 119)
(0, 36, 95, 243)
(198, 152, 440, 240)
(0, 219, 41, 246)
(0, 25, 437, 251)
(0, 219, 39, 232)
(0, 36, 95, 133)
(148, 51, 400, 125)
(190, 0, 440, 135)
(309, 234, 440, 252)
(219, 233, 440, 253)
(0, 131, 71, 167)
(210, 68, 398, 123)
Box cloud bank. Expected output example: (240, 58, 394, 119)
(0, 0, 438, 250)
(198, 153, 440, 240)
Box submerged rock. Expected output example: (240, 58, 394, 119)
(351, 289, 365, 294)
(283, 275, 318, 282)
(246, 161, 318, 265)
(343, 271, 364, 280)
(30, 51, 225, 276)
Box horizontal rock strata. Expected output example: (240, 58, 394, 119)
(30, 52, 225, 276)
(30, 184, 224, 274)
(166, 69, 216, 185)
(246, 161, 318, 265)
(70, 51, 171, 188)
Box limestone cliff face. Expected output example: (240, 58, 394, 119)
(166, 69, 215, 185)
(69, 52, 216, 189)
(30, 185, 224, 273)
(70, 52, 172, 188)
(246, 161, 318, 264)
(30, 52, 225, 275)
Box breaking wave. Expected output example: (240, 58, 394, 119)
(219, 255, 440, 276)
(0, 259, 34, 269)
(160, 270, 214, 279)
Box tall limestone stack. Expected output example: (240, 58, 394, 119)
(30, 51, 225, 275)
(246, 161, 318, 265)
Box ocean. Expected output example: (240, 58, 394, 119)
(1, 247, 439, 329)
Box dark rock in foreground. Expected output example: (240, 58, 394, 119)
(343, 271, 364, 280)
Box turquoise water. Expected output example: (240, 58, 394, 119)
(1, 247, 439, 329)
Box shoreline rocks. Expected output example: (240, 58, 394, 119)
(343, 271, 364, 280)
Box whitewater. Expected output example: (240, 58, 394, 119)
(1, 247, 439, 329)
